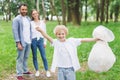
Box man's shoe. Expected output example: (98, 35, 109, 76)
(17, 76, 24, 80)
(23, 71, 32, 74)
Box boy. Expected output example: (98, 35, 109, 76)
(36, 25, 97, 80)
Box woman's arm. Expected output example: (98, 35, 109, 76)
(81, 38, 98, 42)
(36, 27, 53, 43)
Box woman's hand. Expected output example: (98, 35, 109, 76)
(36, 27, 42, 32)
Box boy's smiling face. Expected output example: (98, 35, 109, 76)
(56, 30, 66, 42)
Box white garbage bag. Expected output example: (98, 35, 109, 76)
(92, 25, 115, 42)
(88, 25, 116, 73)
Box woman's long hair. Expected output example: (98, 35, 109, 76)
(31, 9, 40, 20)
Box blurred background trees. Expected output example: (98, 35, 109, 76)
(0, 0, 120, 25)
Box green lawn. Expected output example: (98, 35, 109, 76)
(0, 20, 120, 80)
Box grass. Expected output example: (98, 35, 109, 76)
(0, 20, 120, 80)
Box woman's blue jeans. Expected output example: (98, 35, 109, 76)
(31, 38, 48, 71)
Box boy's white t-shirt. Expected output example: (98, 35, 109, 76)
(51, 38, 82, 72)
(54, 41, 73, 68)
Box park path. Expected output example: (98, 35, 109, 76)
(4, 62, 87, 80)
(4, 71, 57, 80)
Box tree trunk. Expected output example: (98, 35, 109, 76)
(67, 0, 72, 22)
(110, 12, 113, 20)
(8, 0, 12, 20)
(61, 0, 66, 25)
(114, 1, 119, 22)
(49, 0, 61, 24)
(96, 0, 100, 21)
(70, 0, 80, 25)
(42, 0, 46, 19)
(85, 0, 87, 21)
(36, 0, 39, 12)
(105, 0, 109, 23)
(100, 0, 105, 24)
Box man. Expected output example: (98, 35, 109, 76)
(12, 3, 32, 80)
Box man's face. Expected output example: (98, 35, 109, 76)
(19, 5, 28, 16)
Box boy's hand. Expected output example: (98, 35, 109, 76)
(96, 38, 101, 41)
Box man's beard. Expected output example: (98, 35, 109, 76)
(21, 12, 27, 16)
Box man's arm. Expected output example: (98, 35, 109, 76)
(12, 19, 20, 42)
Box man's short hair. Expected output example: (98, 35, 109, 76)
(19, 3, 28, 9)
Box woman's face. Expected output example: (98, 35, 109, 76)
(32, 10, 39, 20)
(56, 30, 66, 42)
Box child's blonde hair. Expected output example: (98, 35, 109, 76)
(53, 25, 68, 35)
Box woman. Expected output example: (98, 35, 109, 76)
(30, 9, 50, 77)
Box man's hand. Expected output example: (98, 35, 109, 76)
(44, 44, 46, 48)
(17, 42, 23, 50)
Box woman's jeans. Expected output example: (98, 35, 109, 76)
(16, 42, 31, 76)
(58, 67, 76, 80)
(31, 38, 48, 71)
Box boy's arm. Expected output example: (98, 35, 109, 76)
(36, 27, 53, 43)
(81, 38, 98, 42)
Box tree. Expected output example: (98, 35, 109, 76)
(96, 0, 100, 21)
(42, 0, 46, 18)
(49, 0, 61, 24)
(113, 0, 120, 22)
(61, 0, 66, 25)
(1, 0, 120, 23)
(109, 0, 120, 22)
(84, 0, 88, 21)
(69, 0, 80, 25)
(2, 0, 12, 21)
(105, 0, 109, 23)
(67, 0, 72, 22)
(100, 0, 105, 24)
(35, 0, 39, 12)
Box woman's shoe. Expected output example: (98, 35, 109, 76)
(35, 71, 40, 77)
(46, 71, 51, 77)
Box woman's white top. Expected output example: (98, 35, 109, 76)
(31, 20, 47, 44)
(50, 38, 82, 72)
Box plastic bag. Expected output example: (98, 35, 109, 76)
(88, 25, 116, 72)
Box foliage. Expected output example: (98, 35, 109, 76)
(1, 0, 120, 23)
(0, 21, 120, 80)
(10, 0, 35, 17)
